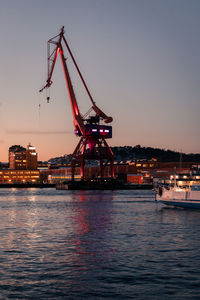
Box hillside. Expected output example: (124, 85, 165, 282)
(111, 145, 200, 162)
(47, 145, 200, 164)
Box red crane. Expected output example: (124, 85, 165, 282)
(40, 27, 114, 180)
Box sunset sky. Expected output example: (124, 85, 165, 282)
(0, 0, 199, 161)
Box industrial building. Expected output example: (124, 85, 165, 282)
(40, 159, 200, 185)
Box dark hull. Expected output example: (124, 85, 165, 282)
(56, 181, 153, 190)
(161, 200, 200, 209)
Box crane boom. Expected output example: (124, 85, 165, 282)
(62, 33, 113, 123)
(39, 28, 84, 135)
(39, 26, 113, 129)
(58, 44, 85, 134)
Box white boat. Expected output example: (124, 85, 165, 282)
(156, 184, 200, 209)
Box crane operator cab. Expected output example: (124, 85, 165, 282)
(75, 124, 112, 138)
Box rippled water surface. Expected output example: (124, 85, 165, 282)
(0, 188, 200, 299)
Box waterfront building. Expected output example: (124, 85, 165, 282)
(127, 174, 143, 184)
(0, 170, 40, 183)
(26, 143, 38, 170)
(0, 144, 41, 184)
(9, 143, 38, 170)
(35, 158, 200, 185)
(9, 145, 26, 170)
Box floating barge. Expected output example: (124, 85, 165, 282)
(56, 178, 153, 190)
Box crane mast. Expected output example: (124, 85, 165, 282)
(40, 27, 114, 180)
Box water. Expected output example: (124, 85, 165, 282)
(0, 188, 200, 299)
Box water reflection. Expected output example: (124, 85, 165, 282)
(70, 191, 114, 267)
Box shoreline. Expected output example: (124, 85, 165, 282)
(0, 183, 55, 188)
(0, 183, 153, 190)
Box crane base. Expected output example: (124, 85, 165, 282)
(71, 136, 114, 179)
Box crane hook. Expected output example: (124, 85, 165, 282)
(47, 96, 50, 103)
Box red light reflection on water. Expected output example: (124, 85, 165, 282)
(72, 191, 114, 261)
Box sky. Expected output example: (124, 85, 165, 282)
(0, 0, 199, 161)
